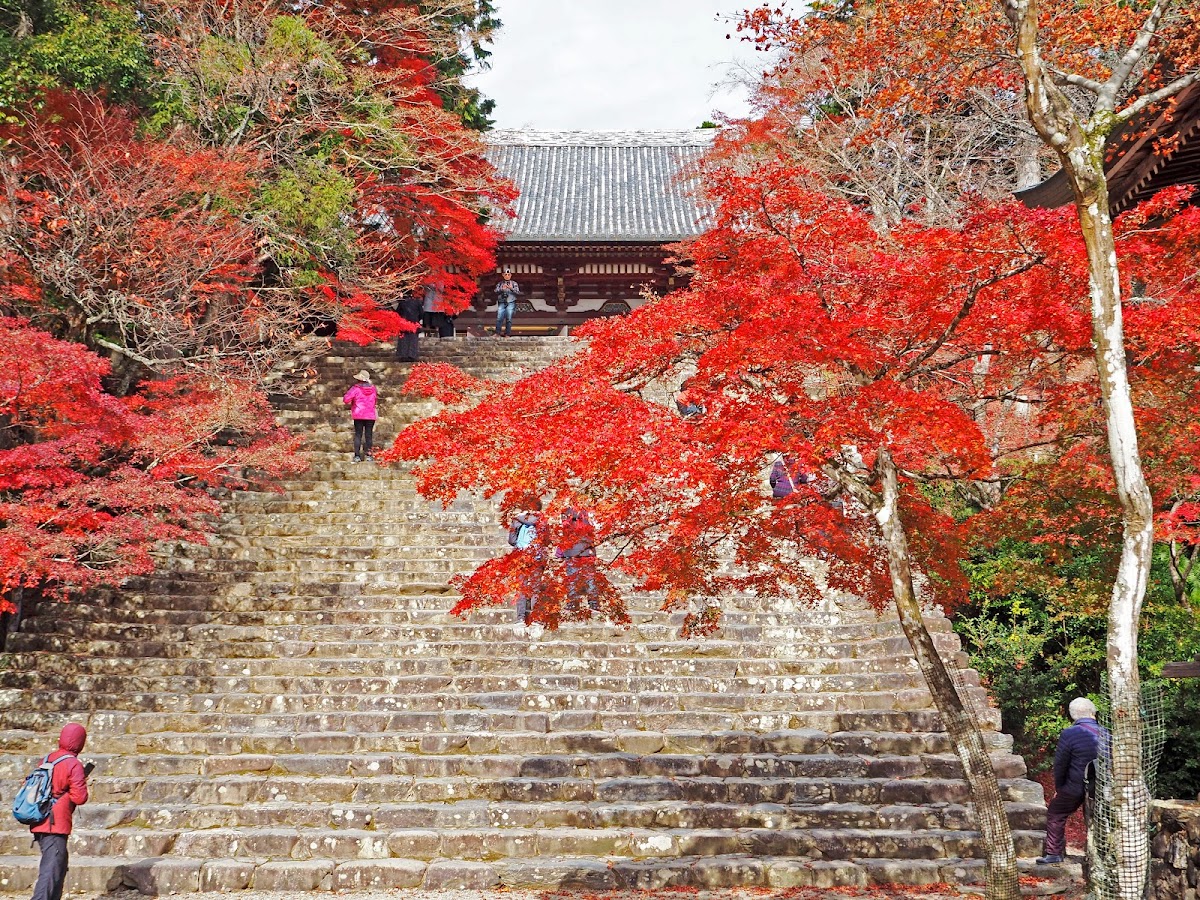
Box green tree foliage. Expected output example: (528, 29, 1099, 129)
(420, 0, 500, 130)
(3, 1, 511, 386)
(1, 1, 509, 603)
(955, 543, 1200, 799)
(0, 0, 150, 116)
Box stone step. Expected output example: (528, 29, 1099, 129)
(0, 824, 1046, 862)
(5, 632, 968, 667)
(0, 670, 929, 698)
(212, 527, 502, 544)
(0, 707, 996, 737)
(28, 602, 892, 630)
(0, 750, 1028, 786)
(0, 852, 1073, 894)
(0, 854, 1084, 897)
(13, 617, 952, 646)
(77, 586, 868, 616)
(0, 728, 1016, 759)
(0, 687, 956, 718)
(0, 654, 959, 686)
(0, 770, 1042, 809)
(0, 798, 1047, 835)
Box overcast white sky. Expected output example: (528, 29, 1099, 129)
(467, 1, 762, 130)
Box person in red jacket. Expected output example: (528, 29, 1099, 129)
(29, 723, 89, 900)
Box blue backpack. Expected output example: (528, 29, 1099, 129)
(12, 755, 66, 826)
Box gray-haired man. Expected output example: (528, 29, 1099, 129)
(1038, 697, 1107, 864)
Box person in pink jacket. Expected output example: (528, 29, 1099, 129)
(342, 370, 378, 462)
(29, 723, 89, 900)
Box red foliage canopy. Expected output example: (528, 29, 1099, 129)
(0, 319, 303, 606)
(387, 151, 1200, 632)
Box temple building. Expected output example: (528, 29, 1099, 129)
(460, 130, 715, 333)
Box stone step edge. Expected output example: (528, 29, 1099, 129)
(0, 728, 1017, 752)
(0, 801, 1049, 831)
(0, 853, 1071, 893)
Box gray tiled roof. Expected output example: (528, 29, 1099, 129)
(486, 130, 715, 242)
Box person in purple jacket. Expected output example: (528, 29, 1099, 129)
(1038, 697, 1108, 864)
(342, 370, 378, 463)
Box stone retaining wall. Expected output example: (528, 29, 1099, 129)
(1151, 799, 1200, 900)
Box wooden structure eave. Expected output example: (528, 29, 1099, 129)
(1017, 82, 1200, 214)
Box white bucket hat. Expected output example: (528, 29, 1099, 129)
(354, 369, 371, 383)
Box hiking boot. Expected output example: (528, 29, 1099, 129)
(1036, 855, 1065, 865)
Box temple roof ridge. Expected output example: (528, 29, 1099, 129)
(487, 129, 718, 148)
(484, 129, 714, 242)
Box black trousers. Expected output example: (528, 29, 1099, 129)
(1043, 789, 1084, 856)
(31, 833, 68, 900)
(353, 419, 374, 458)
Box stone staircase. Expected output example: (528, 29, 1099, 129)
(0, 336, 1048, 894)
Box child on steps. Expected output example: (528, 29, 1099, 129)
(342, 370, 378, 462)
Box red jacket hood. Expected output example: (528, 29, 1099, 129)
(58, 723, 86, 754)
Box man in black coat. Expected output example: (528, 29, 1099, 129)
(1038, 697, 1107, 864)
(395, 293, 422, 362)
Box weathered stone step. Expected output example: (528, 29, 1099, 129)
(0, 669, 928, 699)
(0, 654, 950, 685)
(0, 706, 1002, 738)
(0, 686, 954, 718)
(73, 587, 873, 617)
(211, 546, 498, 564)
(231, 494, 499, 513)
(0, 706, 931, 737)
(0, 851, 1073, 894)
(0, 824, 1046, 862)
(15, 617, 951, 647)
(6, 630, 962, 663)
(0, 728, 1015, 760)
(0, 749, 1027, 788)
(0, 768, 1042, 809)
(212, 528, 501, 545)
(31, 602, 890, 630)
(0, 657, 959, 693)
(0, 797, 1044, 835)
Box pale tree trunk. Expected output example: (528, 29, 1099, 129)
(1071, 153, 1154, 900)
(839, 450, 1020, 900)
(1004, 0, 1172, 891)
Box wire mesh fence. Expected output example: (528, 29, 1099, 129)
(1086, 679, 1166, 900)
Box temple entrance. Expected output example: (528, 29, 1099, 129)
(456, 130, 714, 333)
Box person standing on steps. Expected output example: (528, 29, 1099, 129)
(769, 455, 813, 499)
(27, 723, 89, 900)
(507, 498, 543, 624)
(424, 278, 456, 339)
(557, 506, 598, 613)
(395, 292, 422, 362)
(1038, 696, 1108, 865)
(494, 268, 521, 337)
(342, 370, 377, 463)
(421, 281, 439, 335)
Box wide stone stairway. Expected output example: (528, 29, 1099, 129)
(0, 337, 1046, 894)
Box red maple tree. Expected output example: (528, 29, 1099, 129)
(0, 318, 303, 607)
(1, 2, 510, 607)
(730, 6, 1200, 894)
(387, 150, 1200, 898)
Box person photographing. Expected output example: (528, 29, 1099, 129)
(494, 269, 521, 338)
